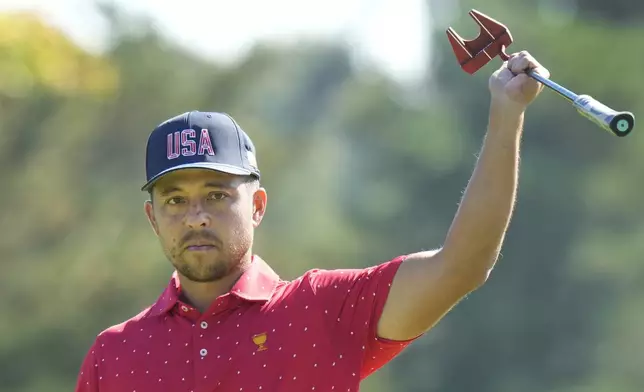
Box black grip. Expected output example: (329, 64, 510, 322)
(572, 95, 635, 137)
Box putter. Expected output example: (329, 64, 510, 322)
(446, 9, 635, 137)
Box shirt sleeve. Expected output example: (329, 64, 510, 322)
(75, 339, 100, 392)
(306, 254, 422, 379)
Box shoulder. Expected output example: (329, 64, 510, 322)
(270, 254, 408, 302)
(301, 254, 408, 290)
(91, 306, 158, 348)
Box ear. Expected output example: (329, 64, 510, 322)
(251, 187, 268, 228)
(144, 200, 160, 236)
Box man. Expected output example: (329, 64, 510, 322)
(75, 51, 548, 391)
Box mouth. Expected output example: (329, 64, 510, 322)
(187, 245, 214, 251)
(184, 243, 217, 251)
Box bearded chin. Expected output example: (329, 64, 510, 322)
(166, 231, 253, 283)
(174, 256, 231, 283)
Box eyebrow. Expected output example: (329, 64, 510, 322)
(158, 186, 182, 196)
(157, 182, 235, 196)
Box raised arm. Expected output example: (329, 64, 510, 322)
(377, 51, 549, 341)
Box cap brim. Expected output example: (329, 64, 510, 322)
(141, 162, 254, 191)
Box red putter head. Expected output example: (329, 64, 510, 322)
(446, 9, 514, 74)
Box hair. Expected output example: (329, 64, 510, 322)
(243, 175, 260, 191)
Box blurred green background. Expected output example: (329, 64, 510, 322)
(1, 0, 642, 391)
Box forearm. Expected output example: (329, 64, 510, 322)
(441, 100, 524, 278)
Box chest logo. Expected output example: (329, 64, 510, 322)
(252, 332, 268, 352)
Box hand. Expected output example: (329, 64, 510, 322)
(489, 50, 550, 111)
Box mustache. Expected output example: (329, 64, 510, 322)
(179, 230, 222, 248)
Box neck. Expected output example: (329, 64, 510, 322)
(178, 257, 252, 313)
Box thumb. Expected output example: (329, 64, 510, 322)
(511, 73, 539, 94)
(495, 67, 515, 84)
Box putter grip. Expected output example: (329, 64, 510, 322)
(572, 95, 635, 137)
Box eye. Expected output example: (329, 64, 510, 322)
(208, 192, 228, 201)
(166, 196, 185, 205)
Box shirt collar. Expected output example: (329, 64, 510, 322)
(147, 255, 280, 317)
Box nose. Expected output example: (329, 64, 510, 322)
(184, 202, 211, 229)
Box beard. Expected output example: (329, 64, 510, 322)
(173, 252, 231, 282)
(164, 228, 252, 283)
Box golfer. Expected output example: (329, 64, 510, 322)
(75, 50, 548, 391)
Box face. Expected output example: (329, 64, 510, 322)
(144, 169, 267, 283)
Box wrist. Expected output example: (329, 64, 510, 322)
(490, 96, 527, 117)
(487, 99, 526, 138)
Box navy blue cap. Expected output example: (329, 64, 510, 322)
(141, 111, 260, 191)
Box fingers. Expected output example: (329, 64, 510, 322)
(506, 50, 550, 79)
(495, 64, 515, 83)
(490, 50, 550, 104)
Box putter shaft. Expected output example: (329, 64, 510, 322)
(526, 69, 577, 102)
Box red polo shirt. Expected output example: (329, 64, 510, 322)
(75, 255, 418, 392)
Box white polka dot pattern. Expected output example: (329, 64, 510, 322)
(74, 255, 416, 392)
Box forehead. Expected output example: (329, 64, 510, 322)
(153, 169, 243, 192)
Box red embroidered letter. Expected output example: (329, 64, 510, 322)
(198, 129, 214, 156)
(181, 129, 196, 156)
(167, 132, 180, 159)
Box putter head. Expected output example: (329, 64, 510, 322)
(446, 9, 514, 74)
